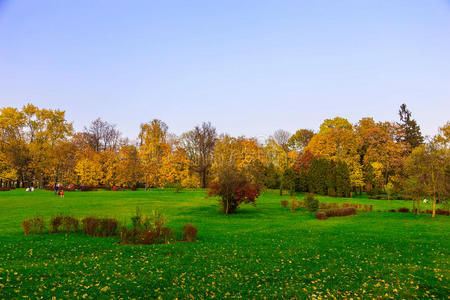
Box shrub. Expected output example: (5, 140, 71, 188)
(326, 207, 356, 217)
(121, 226, 174, 245)
(141, 229, 157, 244)
(209, 167, 260, 214)
(99, 218, 119, 236)
(304, 193, 319, 212)
(363, 205, 373, 212)
(398, 207, 410, 213)
(82, 217, 100, 236)
(121, 227, 143, 244)
(22, 220, 30, 235)
(131, 207, 143, 229)
(22, 217, 45, 235)
(281, 200, 289, 208)
(0, 187, 11, 191)
(50, 215, 63, 233)
(388, 209, 396, 212)
(290, 197, 298, 212)
(161, 227, 174, 241)
(315, 211, 328, 220)
(436, 209, 450, 216)
(183, 224, 198, 242)
(62, 216, 79, 233)
(316, 207, 356, 219)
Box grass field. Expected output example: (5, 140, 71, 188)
(0, 189, 449, 299)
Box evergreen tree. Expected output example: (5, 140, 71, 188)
(326, 160, 337, 196)
(335, 160, 351, 197)
(398, 103, 424, 150)
(307, 158, 328, 195)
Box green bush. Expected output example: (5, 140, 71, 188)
(304, 193, 319, 212)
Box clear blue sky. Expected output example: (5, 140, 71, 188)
(1, 0, 449, 140)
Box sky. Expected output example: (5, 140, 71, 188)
(0, 0, 449, 141)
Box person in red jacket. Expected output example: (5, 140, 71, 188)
(60, 189, 64, 198)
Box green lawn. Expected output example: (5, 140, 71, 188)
(0, 189, 448, 299)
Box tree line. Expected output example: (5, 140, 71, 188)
(0, 103, 448, 214)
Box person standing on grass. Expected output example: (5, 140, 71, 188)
(54, 182, 59, 195)
(60, 189, 64, 198)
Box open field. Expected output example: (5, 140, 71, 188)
(0, 189, 449, 299)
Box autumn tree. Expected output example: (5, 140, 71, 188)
(355, 118, 407, 191)
(272, 129, 291, 152)
(159, 143, 190, 188)
(138, 119, 170, 188)
(116, 145, 142, 189)
(306, 117, 363, 193)
(180, 122, 217, 188)
(212, 135, 266, 185)
(405, 139, 449, 217)
(288, 129, 314, 152)
(84, 118, 121, 152)
(209, 166, 260, 214)
(75, 149, 104, 186)
(294, 150, 314, 192)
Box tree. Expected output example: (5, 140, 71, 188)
(356, 118, 408, 189)
(288, 129, 314, 152)
(180, 122, 217, 188)
(212, 135, 266, 187)
(272, 129, 291, 152)
(281, 168, 296, 196)
(294, 150, 314, 192)
(84, 118, 121, 152)
(159, 144, 190, 187)
(116, 145, 142, 188)
(307, 158, 328, 195)
(264, 163, 280, 189)
(306, 117, 362, 191)
(397, 104, 424, 150)
(75, 151, 103, 186)
(405, 140, 449, 217)
(403, 177, 422, 215)
(385, 181, 394, 203)
(138, 119, 170, 188)
(208, 166, 260, 214)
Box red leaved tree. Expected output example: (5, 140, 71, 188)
(209, 167, 260, 214)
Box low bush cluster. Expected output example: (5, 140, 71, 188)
(342, 203, 373, 212)
(183, 224, 198, 242)
(421, 209, 449, 216)
(315, 207, 357, 220)
(398, 207, 410, 213)
(120, 209, 197, 245)
(82, 217, 119, 237)
(22, 217, 45, 235)
(0, 187, 13, 191)
(280, 200, 289, 208)
(51, 215, 79, 233)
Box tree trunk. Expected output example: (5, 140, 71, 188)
(417, 198, 420, 216)
(202, 171, 206, 189)
(412, 197, 416, 214)
(432, 195, 436, 218)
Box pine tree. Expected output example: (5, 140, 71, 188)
(398, 104, 424, 150)
(307, 158, 328, 195)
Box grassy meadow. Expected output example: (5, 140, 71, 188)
(0, 188, 449, 299)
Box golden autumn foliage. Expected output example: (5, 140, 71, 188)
(213, 135, 266, 185)
(0, 103, 447, 204)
